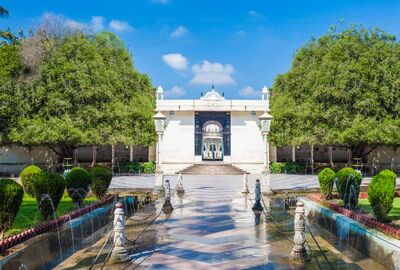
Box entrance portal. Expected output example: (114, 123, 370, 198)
(202, 121, 223, 161)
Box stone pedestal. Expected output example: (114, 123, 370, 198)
(289, 201, 310, 263)
(110, 203, 129, 263)
(241, 173, 249, 193)
(261, 173, 274, 195)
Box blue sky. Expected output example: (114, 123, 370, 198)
(1, 0, 400, 99)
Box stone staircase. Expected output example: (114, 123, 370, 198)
(178, 163, 248, 175)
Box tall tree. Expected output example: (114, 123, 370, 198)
(4, 29, 156, 159)
(270, 25, 400, 160)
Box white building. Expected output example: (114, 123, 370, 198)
(155, 85, 276, 174)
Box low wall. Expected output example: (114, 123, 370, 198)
(0, 196, 136, 270)
(302, 198, 400, 269)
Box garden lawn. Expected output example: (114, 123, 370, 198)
(358, 197, 400, 222)
(5, 195, 97, 237)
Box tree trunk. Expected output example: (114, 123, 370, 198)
(91, 145, 97, 167)
(347, 147, 352, 166)
(310, 145, 314, 174)
(291, 146, 296, 162)
(129, 145, 134, 162)
(73, 148, 78, 165)
(111, 144, 116, 171)
(328, 146, 333, 167)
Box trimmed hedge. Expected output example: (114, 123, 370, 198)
(122, 161, 156, 174)
(269, 162, 305, 174)
(0, 179, 24, 238)
(89, 166, 112, 199)
(65, 167, 91, 207)
(32, 172, 65, 220)
(318, 168, 336, 199)
(20, 165, 42, 197)
(368, 170, 397, 222)
(334, 167, 362, 209)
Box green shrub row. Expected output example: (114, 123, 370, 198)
(269, 162, 305, 174)
(318, 167, 398, 221)
(0, 179, 24, 238)
(122, 161, 156, 174)
(15, 165, 113, 222)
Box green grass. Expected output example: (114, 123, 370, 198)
(358, 197, 400, 222)
(5, 195, 97, 237)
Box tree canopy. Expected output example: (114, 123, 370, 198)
(269, 25, 400, 157)
(0, 19, 156, 158)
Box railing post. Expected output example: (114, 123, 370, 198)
(290, 201, 310, 263)
(110, 202, 129, 263)
(162, 179, 174, 213)
(252, 179, 263, 212)
(176, 173, 185, 194)
(241, 173, 249, 193)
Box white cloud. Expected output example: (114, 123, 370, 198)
(165, 86, 186, 97)
(190, 60, 235, 85)
(239, 86, 261, 97)
(91, 16, 105, 31)
(248, 10, 265, 19)
(162, 53, 188, 70)
(171, 26, 188, 37)
(109, 20, 134, 32)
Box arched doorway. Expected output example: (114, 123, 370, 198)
(202, 120, 223, 161)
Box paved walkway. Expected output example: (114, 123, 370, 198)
(126, 176, 383, 269)
(110, 174, 400, 191)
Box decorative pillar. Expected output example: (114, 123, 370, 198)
(252, 179, 263, 212)
(176, 173, 185, 194)
(162, 179, 174, 213)
(110, 203, 129, 263)
(241, 173, 249, 193)
(290, 201, 310, 263)
(153, 112, 166, 191)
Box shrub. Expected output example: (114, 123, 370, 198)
(20, 165, 42, 197)
(89, 166, 112, 199)
(65, 167, 91, 207)
(141, 162, 156, 174)
(32, 172, 65, 220)
(334, 167, 362, 209)
(0, 179, 24, 239)
(368, 170, 397, 222)
(318, 168, 336, 199)
(269, 162, 285, 174)
(283, 162, 306, 174)
(122, 161, 141, 173)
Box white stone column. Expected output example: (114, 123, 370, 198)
(155, 134, 164, 190)
(290, 201, 310, 262)
(241, 173, 249, 193)
(110, 202, 129, 263)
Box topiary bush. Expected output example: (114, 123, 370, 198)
(334, 167, 362, 209)
(20, 165, 42, 197)
(89, 166, 112, 199)
(318, 168, 336, 199)
(65, 167, 91, 207)
(141, 162, 156, 174)
(269, 162, 285, 174)
(32, 172, 65, 220)
(368, 169, 397, 222)
(0, 179, 24, 239)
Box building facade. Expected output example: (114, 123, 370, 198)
(155, 86, 276, 174)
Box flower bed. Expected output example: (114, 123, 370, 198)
(0, 194, 117, 254)
(307, 193, 400, 239)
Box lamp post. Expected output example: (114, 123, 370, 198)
(259, 112, 273, 194)
(153, 111, 166, 190)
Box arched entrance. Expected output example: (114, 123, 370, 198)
(202, 120, 223, 161)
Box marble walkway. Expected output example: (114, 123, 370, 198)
(126, 176, 384, 270)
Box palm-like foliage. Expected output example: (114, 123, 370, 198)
(0, 6, 9, 18)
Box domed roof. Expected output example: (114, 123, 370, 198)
(200, 85, 225, 101)
(203, 121, 223, 134)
